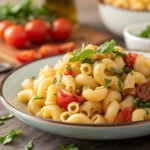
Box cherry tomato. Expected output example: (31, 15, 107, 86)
(57, 88, 81, 110)
(125, 53, 138, 68)
(15, 50, 36, 63)
(4, 25, 28, 48)
(0, 20, 11, 40)
(115, 107, 132, 123)
(38, 44, 60, 58)
(25, 19, 47, 44)
(64, 64, 73, 75)
(137, 81, 150, 100)
(59, 42, 75, 53)
(51, 18, 72, 41)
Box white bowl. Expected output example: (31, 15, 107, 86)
(123, 22, 150, 51)
(98, 3, 150, 37)
(1, 53, 150, 140)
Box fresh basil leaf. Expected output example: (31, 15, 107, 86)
(123, 67, 132, 74)
(81, 58, 95, 64)
(112, 49, 126, 58)
(117, 80, 123, 91)
(143, 109, 149, 115)
(104, 79, 112, 87)
(53, 75, 62, 86)
(0, 122, 4, 126)
(97, 40, 115, 53)
(69, 50, 95, 62)
(0, 129, 22, 145)
(0, 114, 14, 121)
(32, 96, 44, 100)
(66, 65, 72, 70)
(24, 141, 33, 150)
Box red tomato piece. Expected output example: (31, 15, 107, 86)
(51, 18, 72, 41)
(25, 19, 47, 44)
(59, 42, 75, 53)
(0, 20, 11, 40)
(57, 88, 81, 110)
(122, 107, 132, 122)
(137, 81, 150, 100)
(38, 44, 60, 58)
(115, 107, 132, 123)
(64, 64, 73, 75)
(15, 50, 36, 63)
(4, 25, 28, 48)
(125, 53, 138, 68)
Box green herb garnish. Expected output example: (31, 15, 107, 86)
(31, 76, 36, 80)
(118, 80, 123, 91)
(112, 49, 126, 58)
(130, 71, 134, 75)
(82, 86, 90, 90)
(135, 97, 150, 108)
(143, 109, 149, 115)
(0, 114, 14, 121)
(90, 108, 94, 111)
(66, 65, 72, 70)
(97, 40, 115, 53)
(81, 58, 95, 64)
(104, 79, 112, 87)
(110, 67, 124, 75)
(123, 67, 132, 74)
(69, 49, 95, 62)
(32, 96, 44, 100)
(140, 26, 150, 38)
(53, 75, 62, 86)
(59, 144, 79, 150)
(0, 129, 22, 145)
(79, 100, 84, 105)
(24, 141, 33, 150)
(0, 122, 4, 126)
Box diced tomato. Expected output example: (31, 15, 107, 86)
(115, 107, 132, 123)
(59, 42, 75, 53)
(15, 50, 36, 63)
(125, 53, 138, 68)
(57, 88, 81, 110)
(137, 81, 150, 101)
(38, 44, 60, 58)
(64, 64, 73, 75)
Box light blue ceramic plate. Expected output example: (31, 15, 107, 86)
(1, 51, 150, 140)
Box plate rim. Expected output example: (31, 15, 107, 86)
(1, 52, 150, 128)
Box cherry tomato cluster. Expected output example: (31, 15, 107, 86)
(15, 42, 75, 64)
(0, 18, 72, 48)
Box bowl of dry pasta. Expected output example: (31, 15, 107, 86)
(1, 40, 150, 140)
(98, 0, 150, 37)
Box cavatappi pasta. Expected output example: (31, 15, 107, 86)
(17, 40, 150, 124)
(103, 0, 150, 11)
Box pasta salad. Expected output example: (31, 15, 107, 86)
(17, 40, 150, 124)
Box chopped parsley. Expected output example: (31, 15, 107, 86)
(32, 96, 44, 100)
(0, 114, 14, 120)
(112, 49, 126, 58)
(24, 141, 33, 150)
(53, 75, 62, 86)
(135, 97, 150, 108)
(118, 80, 123, 91)
(31, 76, 36, 80)
(0, 129, 22, 145)
(123, 67, 132, 74)
(59, 143, 79, 150)
(104, 79, 112, 87)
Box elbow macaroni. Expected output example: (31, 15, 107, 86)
(17, 42, 150, 124)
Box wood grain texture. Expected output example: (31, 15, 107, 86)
(0, 0, 149, 150)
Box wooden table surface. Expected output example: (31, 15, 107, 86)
(0, 0, 149, 150)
